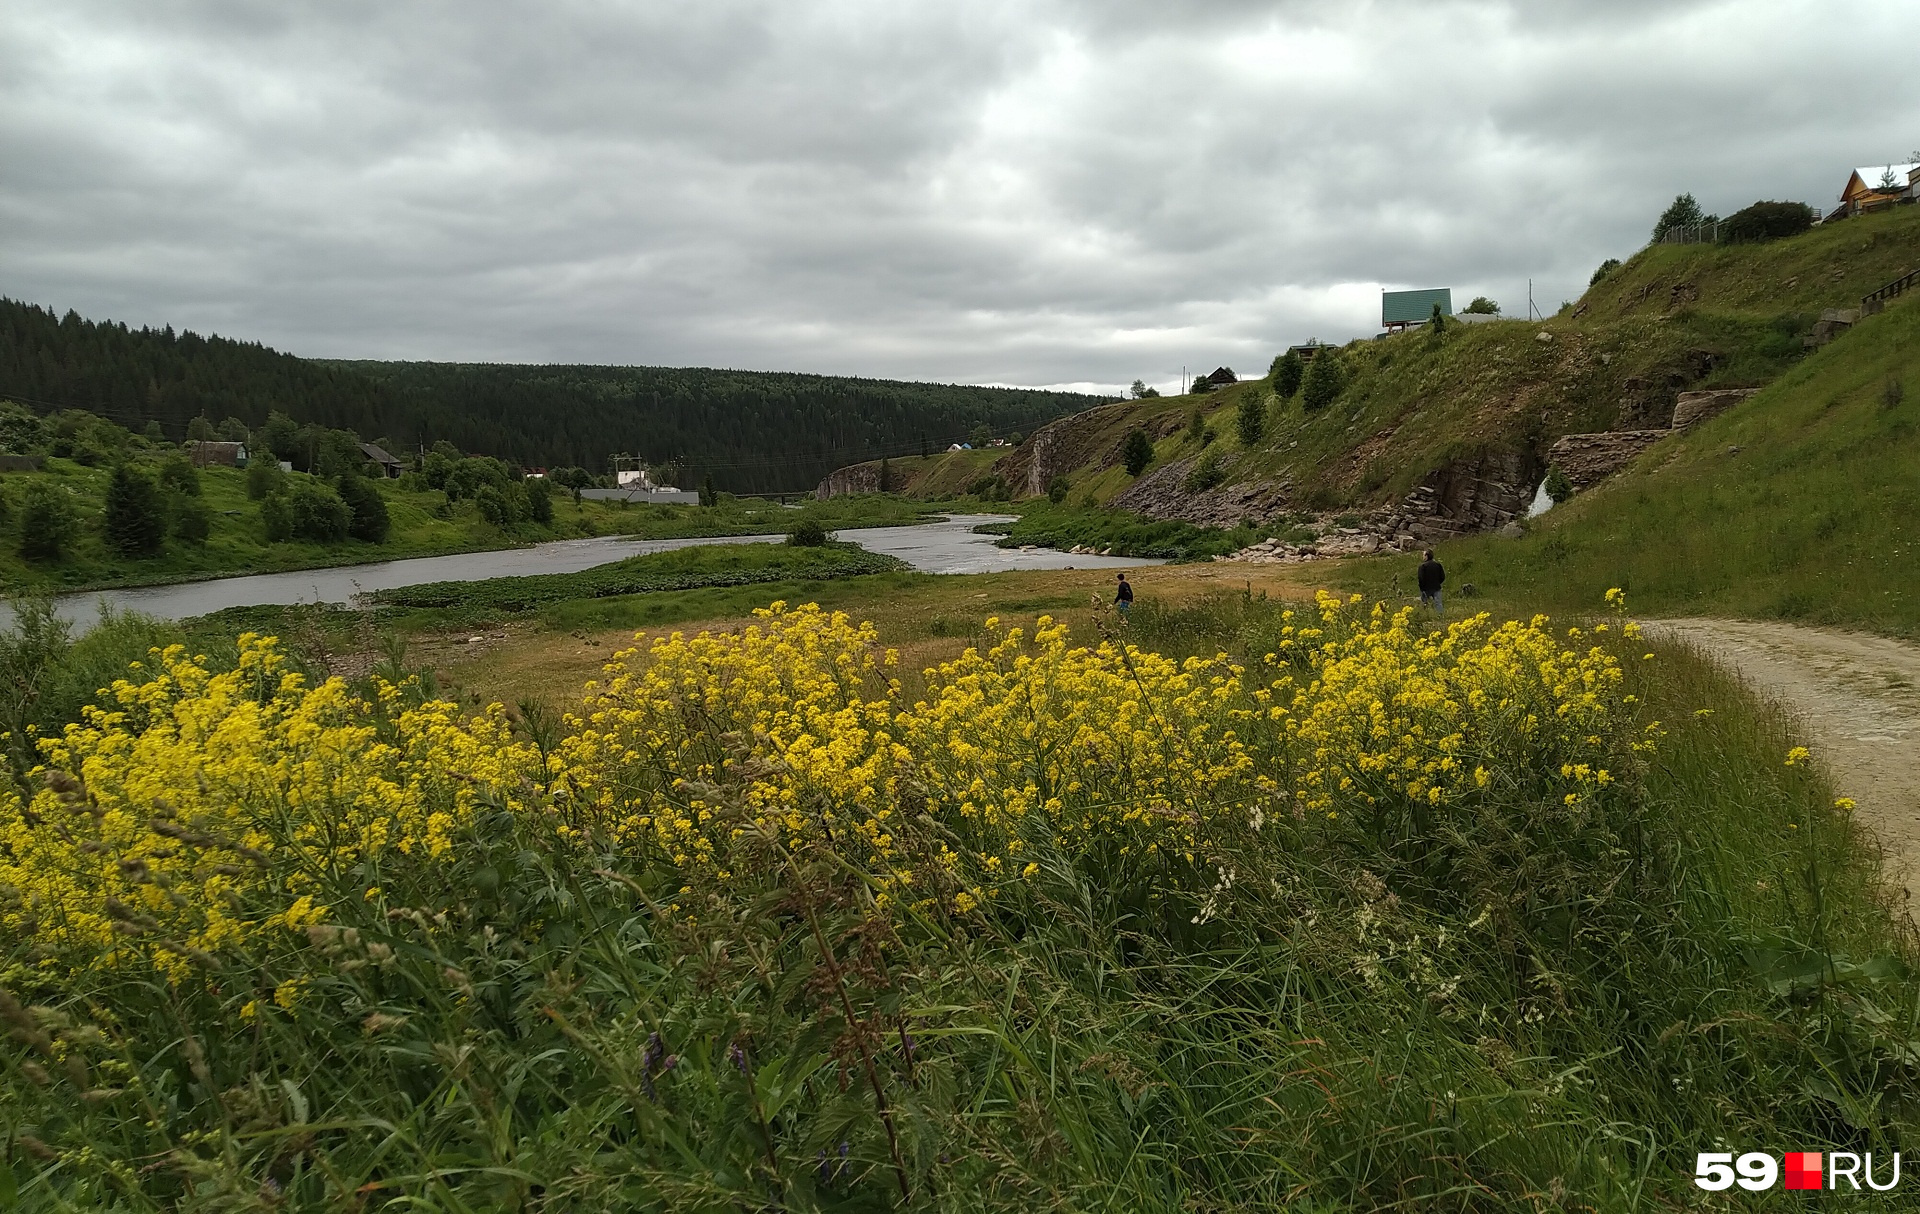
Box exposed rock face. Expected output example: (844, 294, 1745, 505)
(814, 463, 882, 499)
(1544, 430, 1669, 490)
(1110, 456, 1292, 526)
(994, 402, 1181, 496)
(1671, 388, 1758, 430)
(1379, 446, 1539, 542)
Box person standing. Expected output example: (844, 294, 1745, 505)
(1114, 571, 1134, 618)
(1417, 549, 1445, 614)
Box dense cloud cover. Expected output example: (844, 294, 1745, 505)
(3, 1, 1914, 393)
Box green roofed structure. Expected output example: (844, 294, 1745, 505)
(1382, 287, 1452, 332)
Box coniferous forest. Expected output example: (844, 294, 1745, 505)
(0, 298, 1105, 492)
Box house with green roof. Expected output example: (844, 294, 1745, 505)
(1382, 287, 1452, 332)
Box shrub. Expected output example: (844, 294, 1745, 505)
(1718, 200, 1815, 244)
(1183, 449, 1226, 493)
(1272, 349, 1304, 399)
(16, 480, 75, 562)
(1300, 350, 1345, 411)
(787, 518, 828, 546)
(103, 464, 166, 558)
(170, 497, 212, 545)
(336, 473, 392, 543)
(445, 456, 510, 502)
(1236, 390, 1265, 447)
(966, 474, 1009, 501)
(1187, 407, 1204, 442)
(1544, 465, 1574, 505)
(1589, 257, 1622, 286)
(699, 475, 718, 507)
(264, 480, 351, 543)
(0, 402, 47, 454)
(1046, 475, 1070, 504)
(474, 482, 520, 527)
(1122, 428, 1155, 476)
(245, 457, 284, 500)
(525, 475, 555, 524)
(156, 454, 200, 496)
(1461, 296, 1499, 314)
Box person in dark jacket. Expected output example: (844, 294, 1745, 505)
(1416, 550, 1445, 614)
(1114, 571, 1134, 617)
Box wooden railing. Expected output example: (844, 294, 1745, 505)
(1863, 267, 1920, 312)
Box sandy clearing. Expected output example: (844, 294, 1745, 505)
(1652, 617, 1920, 901)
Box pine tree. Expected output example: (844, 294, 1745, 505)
(1122, 428, 1155, 476)
(336, 474, 392, 542)
(1236, 391, 1265, 447)
(103, 464, 165, 558)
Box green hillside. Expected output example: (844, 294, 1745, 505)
(1354, 288, 1920, 636)
(0, 298, 1105, 493)
(892, 205, 1920, 517)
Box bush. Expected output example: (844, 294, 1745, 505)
(1589, 257, 1622, 286)
(157, 455, 200, 496)
(1651, 192, 1703, 241)
(246, 458, 284, 500)
(1046, 475, 1070, 504)
(264, 480, 352, 543)
(1272, 349, 1304, 399)
(16, 480, 75, 562)
(1183, 449, 1226, 493)
(525, 475, 555, 525)
(1300, 351, 1345, 411)
(1122, 428, 1155, 476)
(1187, 407, 1204, 442)
(1719, 200, 1815, 244)
(103, 464, 166, 558)
(699, 475, 718, 508)
(474, 482, 521, 527)
(1461, 296, 1499, 314)
(336, 473, 392, 543)
(1236, 390, 1265, 447)
(787, 518, 828, 546)
(1544, 465, 1574, 505)
(171, 497, 212, 544)
(445, 456, 510, 502)
(966, 474, 1009, 501)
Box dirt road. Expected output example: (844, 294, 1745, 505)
(1653, 618, 1920, 901)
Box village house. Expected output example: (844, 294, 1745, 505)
(1827, 163, 1920, 221)
(359, 442, 404, 477)
(186, 440, 248, 467)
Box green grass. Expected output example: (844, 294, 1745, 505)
(370, 541, 909, 625)
(1345, 292, 1920, 637)
(0, 468, 939, 595)
(4, 591, 1913, 1209)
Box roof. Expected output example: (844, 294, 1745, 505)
(359, 442, 402, 465)
(187, 440, 245, 453)
(1846, 164, 1919, 197)
(1382, 288, 1452, 325)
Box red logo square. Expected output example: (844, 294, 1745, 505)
(1785, 1152, 1822, 1191)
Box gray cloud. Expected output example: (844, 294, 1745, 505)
(3, 0, 1914, 394)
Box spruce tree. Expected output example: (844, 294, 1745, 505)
(1272, 349, 1304, 399)
(1236, 391, 1265, 447)
(1301, 351, 1344, 412)
(104, 464, 165, 558)
(336, 474, 391, 543)
(1122, 428, 1155, 476)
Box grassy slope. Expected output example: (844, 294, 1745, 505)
(971, 206, 1920, 513)
(0, 468, 937, 593)
(1345, 288, 1920, 636)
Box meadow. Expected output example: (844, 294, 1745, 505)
(0, 572, 1912, 1210)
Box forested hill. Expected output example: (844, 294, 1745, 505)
(0, 297, 1107, 491)
(337, 361, 1104, 492)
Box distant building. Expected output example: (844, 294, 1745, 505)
(1382, 288, 1453, 333)
(1833, 164, 1920, 219)
(187, 440, 248, 467)
(1287, 341, 1333, 363)
(359, 442, 404, 477)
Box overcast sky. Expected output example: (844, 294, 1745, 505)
(3, 1, 1915, 395)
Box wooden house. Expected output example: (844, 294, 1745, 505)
(1838, 164, 1919, 217)
(187, 440, 248, 467)
(359, 442, 404, 477)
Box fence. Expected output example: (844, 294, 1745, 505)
(1658, 221, 1724, 245)
(1862, 267, 1920, 315)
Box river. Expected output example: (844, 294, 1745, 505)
(20, 515, 1160, 631)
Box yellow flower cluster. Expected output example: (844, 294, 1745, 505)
(0, 636, 533, 981)
(1269, 594, 1633, 819)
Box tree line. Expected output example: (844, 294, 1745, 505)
(0, 298, 1108, 493)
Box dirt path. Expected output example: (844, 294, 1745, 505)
(1653, 618, 1920, 901)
